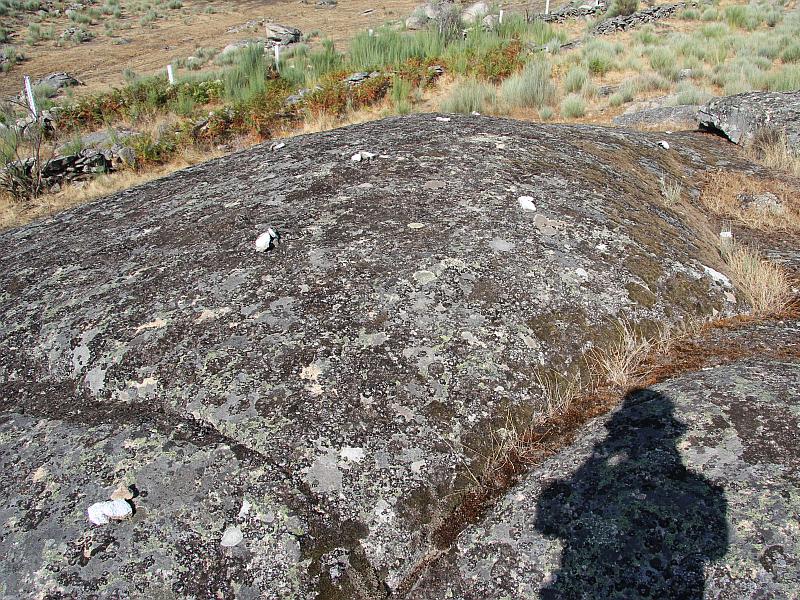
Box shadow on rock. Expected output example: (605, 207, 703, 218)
(535, 388, 729, 599)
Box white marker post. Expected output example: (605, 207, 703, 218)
(499, 9, 504, 23)
(274, 44, 281, 72)
(24, 75, 38, 118)
(166, 64, 175, 85)
(545, 0, 551, 14)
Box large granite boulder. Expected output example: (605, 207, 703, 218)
(410, 319, 800, 598)
(0, 115, 766, 598)
(698, 91, 800, 150)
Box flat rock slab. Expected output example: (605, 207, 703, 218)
(698, 91, 800, 150)
(0, 115, 763, 597)
(613, 104, 701, 130)
(411, 320, 800, 598)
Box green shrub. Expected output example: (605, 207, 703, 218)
(607, 0, 638, 17)
(560, 93, 586, 118)
(539, 106, 553, 120)
(701, 7, 719, 21)
(563, 65, 589, 94)
(441, 78, 496, 114)
(499, 59, 556, 109)
(648, 47, 678, 80)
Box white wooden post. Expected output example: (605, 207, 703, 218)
(545, 0, 551, 14)
(24, 75, 38, 117)
(274, 44, 281, 71)
(499, 9, 504, 23)
(166, 64, 175, 85)
(368, 28, 374, 36)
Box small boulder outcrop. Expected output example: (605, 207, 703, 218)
(698, 90, 800, 150)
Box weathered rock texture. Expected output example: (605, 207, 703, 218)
(0, 115, 767, 598)
(593, 2, 687, 34)
(410, 319, 800, 598)
(613, 104, 701, 130)
(698, 91, 800, 151)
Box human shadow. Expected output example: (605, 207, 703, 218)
(534, 388, 729, 599)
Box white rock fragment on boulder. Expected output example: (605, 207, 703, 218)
(270, 142, 285, 151)
(221, 525, 244, 547)
(351, 151, 376, 162)
(435, 116, 451, 122)
(87, 499, 132, 526)
(657, 140, 670, 149)
(518, 196, 537, 211)
(255, 227, 280, 252)
(340, 446, 365, 463)
(703, 265, 732, 287)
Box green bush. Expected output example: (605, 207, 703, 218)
(607, 0, 638, 18)
(441, 78, 496, 114)
(648, 47, 678, 80)
(673, 82, 711, 105)
(560, 94, 586, 118)
(499, 59, 555, 109)
(348, 28, 444, 70)
(563, 65, 589, 94)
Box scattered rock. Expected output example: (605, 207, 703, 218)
(255, 228, 280, 252)
(264, 23, 302, 44)
(738, 192, 785, 215)
(518, 196, 537, 211)
(110, 484, 135, 501)
(220, 525, 244, 547)
(87, 499, 132, 526)
(461, 1, 489, 23)
(698, 91, 800, 151)
(593, 2, 687, 34)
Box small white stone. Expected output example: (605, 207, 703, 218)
(657, 140, 670, 149)
(435, 116, 451, 122)
(351, 152, 362, 162)
(87, 499, 132, 526)
(270, 142, 285, 151)
(340, 447, 365, 463)
(238, 500, 252, 518)
(221, 525, 244, 547)
(408, 222, 425, 229)
(575, 267, 589, 279)
(255, 228, 279, 252)
(518, 196, 537, 211)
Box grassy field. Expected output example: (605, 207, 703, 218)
(2, 0, 799, 228)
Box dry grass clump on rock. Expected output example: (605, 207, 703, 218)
(700, 171, 800, 232)
(721, 242, 793, 315)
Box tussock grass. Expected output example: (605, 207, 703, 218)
(659, 176, 682, 206)
(588, 321, 661, 389)
(752, 131, 800, 177)
(560, 93, 586, 118)
(441, 78, 496, 114)
(722, 242, 793, 315)
(700, 170, 800, 232)
(534, 368, 582, 415)
(499, 59, 555, 110)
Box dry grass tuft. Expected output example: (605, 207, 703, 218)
(588, 320, 668, 389)
(699, 170, 800, 232)
(534, 368, 583, 415)
(721, 241, 794, 315)
(749, 130, 800, 177)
